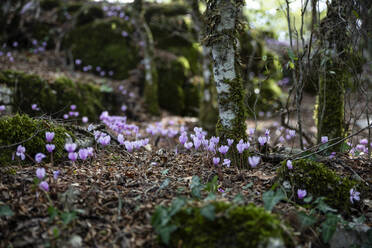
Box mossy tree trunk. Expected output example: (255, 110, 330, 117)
(134, 0, 160, 115)
(316, 0, 355, 149)
(204, 0, 247, 164)
(187, 0, 218, 133)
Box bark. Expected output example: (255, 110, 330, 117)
(134, 0, 159, 115)
(316, 0, 355, 149)
(205, 0, 247, 164)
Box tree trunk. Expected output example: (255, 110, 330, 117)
(316, 0, 355, 149)
(204, 0, 247, 164)
(134, 0, 160, 115)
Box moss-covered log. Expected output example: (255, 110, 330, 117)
(0, 114, 72, 165)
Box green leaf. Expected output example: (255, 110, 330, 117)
(52, 227, 60, 238)
(200, 204, 215, 221)
(233, 193, 244, 205)
(297, 211, 317, 228)
(159, 178, 170, 191)
(60, 211, 77, 225)
(100, 85, 113, 93)
(321, 213, 339, 243)
(287, 48, 296, 62)
(158, 225, 177, 245)
(205, 175, 218, 193)
(304, 195, 313, 203)
(190, 176, 203, 199)
(48, 206, 59, 221)
(161, 169, 169, 175)
(168, 197, 186, 217)
(262, 188, 287, 211)
(0, 205, 14, 217)
(242, 182, 253, 190)
(315, 197, 337, 213)
(204, 193, 216, 201)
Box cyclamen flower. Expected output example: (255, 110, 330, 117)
(248, 156, 260, 168)
(70, 104, 76, 110)
(39, 181, 49, 191)
(248, 128, 255, 136)
(258, 136, 267, 146)
(98, 135, 111, 146)
(265, 129, 270, 136)
(289, 130, 296, 137)
(63, 114, 69, 119)
(297, 189, 307, 199)
(350, 188, 360, 204)
(46, 144, 55, 153)
(82, 116, 88, 123)
(45, 132, 55, 142)
(329, 152, 336, 159)
(218, 145, 229, 155)
(118, 134, 125, 145)
(124, 141, 134, 152)
(359, 139, 368, 145)
(121, 105, 127, 112)
(36, 168, 46, 179)
(236, 141, 245, 154)
(53, 170, 60, 180)
(184, 142, 193, 150)
(227, 139, 234, 146)
(286, 160, 293, 169)
(78, 149, 89, 160)
(0, 105, 5, 111)
(16, 145, 26, 160)
(65, 143, 77, 153)
(68, 152, 78, 161)
(86, 147, 94, 157)
(213, 157, 220, 165)
(210, 136, 219, 145)
(321, 136, 328, 144)
(31, 104, 39, 111)
(35, 153, 46, 163)
(193, 138, 201, 150)
(223, 159, 231, 168)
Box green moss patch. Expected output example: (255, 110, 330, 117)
(0, 70, 119, 121)
(277, 159, 362, 212)
(0, 114, 72, 166)
(64, 18, 140, 80)
(153, 201, 292, 248)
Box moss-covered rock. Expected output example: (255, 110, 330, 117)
(156, 55, 187, 115)
(0, 114, 72, 166)
(277, 159, 363, 212)
(0, 70, 120, 121)
(162, 201, 292, 248)
(64, 18, 140, 80)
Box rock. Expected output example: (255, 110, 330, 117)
(330, 224, 371, 248)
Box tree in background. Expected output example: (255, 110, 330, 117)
(133, 0, 160, 115)
(315, 0, 358, 149)
(204, 0, 247, 163)
(186, 0, 218, 134)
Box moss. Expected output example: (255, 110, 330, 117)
(144, 66, 160, 115)
(64, 18, 140, 80)
(0, 114, 72, 166)
(314, 64, 346, 149)
(76, 5, 105, 26)
(156, 55, 187, 115)
(0, 70, 118, 121)
(246, 78, 283, 116)
(168, 201, 292, 248)
(183, 77, 200, 116)
(277, 159, 363, 212)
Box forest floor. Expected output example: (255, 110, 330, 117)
(1, 52, 372, 247)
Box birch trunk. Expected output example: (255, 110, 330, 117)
(205, 0, 247, 162)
